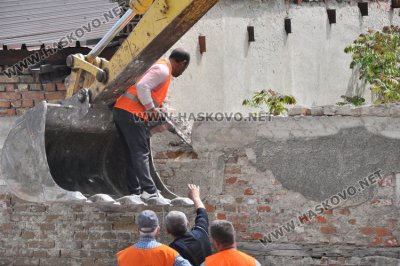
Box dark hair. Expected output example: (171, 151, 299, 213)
(169, 48, 190, 64)
(210, 220, 235, 247)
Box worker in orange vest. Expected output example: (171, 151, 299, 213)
(117, 210, 192, 266)
(200, 220, 262, 266)
(113, 48, 190, 205)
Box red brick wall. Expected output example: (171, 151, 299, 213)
(0, 74, 66, 117)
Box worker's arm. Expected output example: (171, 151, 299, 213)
(188, 184, 210, 236)
(174, 255, 193, 266)
(188, 184, 205, 210)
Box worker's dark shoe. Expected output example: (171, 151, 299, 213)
(141, 191, 171, 206)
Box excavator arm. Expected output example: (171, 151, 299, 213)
(0, 0, 218, 205)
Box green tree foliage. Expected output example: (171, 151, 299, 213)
(242, 89, 296, 116)
(344, 26, 400, 103)
(336, 95, 365, 106)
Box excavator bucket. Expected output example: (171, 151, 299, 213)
(1, 92, 184, 204)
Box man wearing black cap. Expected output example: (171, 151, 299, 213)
(117, 210, 192, 266)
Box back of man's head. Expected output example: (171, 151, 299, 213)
(138, 210, 159, 237)
(210, 220, 235, 249)
(165, 210, 188, 237)
(169, 48, 190, 64)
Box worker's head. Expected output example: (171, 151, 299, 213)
(165, 210, 189, 238)
(138, 210, 160, 238)
(169, 48, 190, 77)
(210, 220, 236, 251)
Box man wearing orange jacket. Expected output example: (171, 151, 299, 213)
(200, 220, 261, 266)
(117, 210, 192, 266)
(113, 48, 190, 205)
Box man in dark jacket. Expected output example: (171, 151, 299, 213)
(165, 184, 212, 266)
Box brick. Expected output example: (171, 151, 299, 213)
(233, 223, 247, 231)
(0, 223, 14, 231)
(237, 205, 247, 213)
(17, 84, 29, 91)
(370, 198, 392, 206)
(338, 207, 350, 216)
(74, 231, 89, 240)
(21, 91, 44, 100)
(20, 230, 35, 239)
(224, 165, 241, 174)
(320, 226, 336, 234)
(56, 83, 66, 91)
(19, 75, 34, 83)
(112, 222, 136, 231)
(204, 202, 215, 213)
(16, 108, 29, 116)
(11, 100, 22, 107)
(315, 216, 327, 223)
(0, 75, 19, 83)
(223, 204, 236, 212)
(101, 232, 116, 239)
(33, 250, 48, 258)
(378, 176, 393, 187)
(0, 194, 11, 201)
(39, 223, 55, 230)
(45, 92, 66, 101)
(30, 205, 46, 212)
(5, 84, 15, 92)
(360, 227, 375, 235)
(21, 100, 34, 108)
(375, 228, 392, 236)
(226, 156, 238, 164)
(27, 240, 55, 249)
(13, 204, 30, 211)
(385, 237, 398, 247)
(0, 92, 21, 100)
(216, 213, 226, 220)
(348, 219, 356, 225)
(244, 188, 255, 195)
(372, 237, 384, 245)
(154, 152, 168, 159)
(237, 179, 249, 185)
(240, 233, 263, 240)
(13, 258, 39, 266)
(43, 83, 56, 91)
(225, 176, 238, 184)
(257, 205, 272, 212)
(0, 108, 16, 116)
(0, 84, 5, 91)
(117, 232, 131, 240)
(30, 84, 42, 91)
(0, 100, 10, 108)
(235, 197, 243, 203)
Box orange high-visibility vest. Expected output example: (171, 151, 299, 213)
(117, 244, 178, 266)
(205, 249, 256, 266)
(114, 59, 172, 120)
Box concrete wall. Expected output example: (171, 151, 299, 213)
(167, 0, 400, 113)
(1, 107, 399, 264)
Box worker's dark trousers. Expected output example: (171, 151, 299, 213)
(113, 108, 157, 195)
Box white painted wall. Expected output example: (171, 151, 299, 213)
(166, 0, 400, 114)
